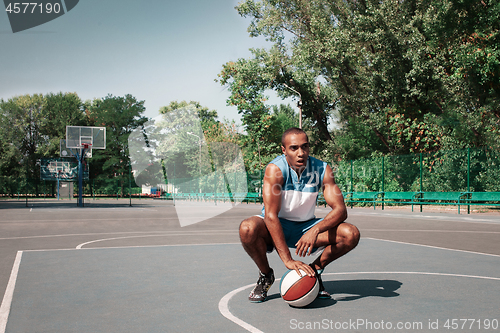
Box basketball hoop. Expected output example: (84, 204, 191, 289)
(82, 143, 92, 150)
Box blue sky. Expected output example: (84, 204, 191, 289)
(0, 0, 289, 123)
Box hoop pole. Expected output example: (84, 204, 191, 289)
(78, 147, 85, 207)
(78, 157, 83, 207)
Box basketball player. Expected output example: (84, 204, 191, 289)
(239, 127, 360, 302)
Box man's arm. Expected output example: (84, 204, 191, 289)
(294, 164, 348, 257)
(263, 163, 315, 277)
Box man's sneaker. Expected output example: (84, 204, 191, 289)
(248, 269, 275, 303)
(310, 265, 331, 299)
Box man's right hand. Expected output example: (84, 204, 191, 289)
(285, 259, 316, 277)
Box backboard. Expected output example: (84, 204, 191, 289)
(66, 126, 106, 150)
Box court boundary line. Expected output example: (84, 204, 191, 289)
(219, 271, 500, 333)
(21, 242, 242, 253)
(0, 251, 22, 333)
(11, 235, 500, 258)
(0, 229, 237, 241)
(219, 283, 265, 333)
(75, 232, 238, 249)
(362, 229, 500, 234)
(0, 216, 245, 224)
(6, 228, 497, 242)
(345, 210, 500, 225)
(364, 237, 500, 258)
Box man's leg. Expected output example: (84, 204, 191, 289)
(239, 216, 276, 302)
(311, 222, 360, 271)
(239, 216, 273, 274)
(306, 222, 359, 298)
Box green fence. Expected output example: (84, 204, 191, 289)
(0, 170, 265, 200)
(2, 148, 499, 211)
(331, 148, 500, 212)
(333, 148, 500, 194)
(0, 177, 141, 199)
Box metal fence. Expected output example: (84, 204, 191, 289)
(333, 148, 500, 194)
(1, 148, 499, 199)
(0, 170, 265, 199)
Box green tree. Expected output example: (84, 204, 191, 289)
(159, 100, 219, 130)
(218, 45, 337, 158)
(87, 94, 148, 194)
(223, 0, 499, 160)
(0, 94, 45, 179)
(0, 92, 85, 196)
(41, 92, 86, 156)
(427, 0, 500, 150)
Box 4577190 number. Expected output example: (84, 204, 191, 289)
(5, 2, 62, 14)
(443, 319, 498, 330)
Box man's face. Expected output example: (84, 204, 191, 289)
(281, 133, 310, 174)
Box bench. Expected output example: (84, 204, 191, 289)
(244, 192, 261, 204)
(203, 192, 215, 201)
(458, 192, 500, 214)
(173, 193, 191, 200)
(411, 192, 462, 212)
(345, 192, 384, 210)
(380, 192, 421, 210)
(231, 192, 247, 202)
(214, 193, 230, 202)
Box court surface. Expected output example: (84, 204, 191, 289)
(1, 199, 499, 332)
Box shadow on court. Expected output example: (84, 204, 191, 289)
(327, 279, 402, 301)
(265, 279, 402, 310)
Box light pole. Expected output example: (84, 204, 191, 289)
(283, 82, 302, 129)
(187, 132, 202, 193)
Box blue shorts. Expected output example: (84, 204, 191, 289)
(257, 216, 324, 254)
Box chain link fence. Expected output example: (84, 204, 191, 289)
(333, 148, 500, 194)
(0, 170, 265, 200)
(2, 148, 499, 202)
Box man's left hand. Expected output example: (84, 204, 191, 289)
(295, 228, 319, 257)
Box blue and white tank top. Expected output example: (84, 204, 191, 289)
(261, 155, 327, 221)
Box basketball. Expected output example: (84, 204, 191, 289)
(279, 269, 319, 307)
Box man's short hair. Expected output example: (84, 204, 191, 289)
(281, 127, 309, 147)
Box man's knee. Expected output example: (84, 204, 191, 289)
(339, 223, 360, 249)
(239, 218, 261, 243)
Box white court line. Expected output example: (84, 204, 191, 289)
(0, 229, 236, 241)
(2, 228, 497, 242)
(344, 210, 500, 224)
(364, 237, 500, 258)
(219, 283, 266, 333)
(363, 229, 500, 234)
(219, 271, 500, 333)
(75, 231, 237, 249)
(0, 216, 246, 224)
(23, 242, 241, 253)
(0, 251, 22, 333)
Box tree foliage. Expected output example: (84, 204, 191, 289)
(129, 102, 247, 195)
(0, 93, 85, 179)
(220, 0, 500, 162)
(86, 94, 148, 188)
(0, 92, 149, 197)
